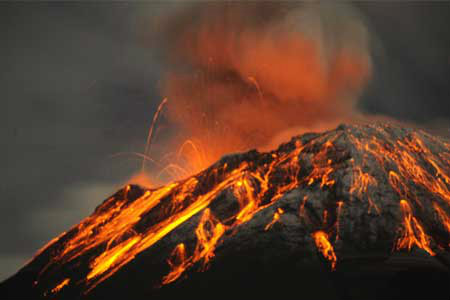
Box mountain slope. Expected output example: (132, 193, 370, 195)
(1, 123, 450, 299)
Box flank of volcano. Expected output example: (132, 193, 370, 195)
(1, 123, 450, 300)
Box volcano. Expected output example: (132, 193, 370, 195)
(1, 123, 450, 300)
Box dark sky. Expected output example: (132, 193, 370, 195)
(1, 2, 450, 281)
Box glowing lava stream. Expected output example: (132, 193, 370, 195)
(396, 200, 435, 256)
(313, 231, 337, 270)
(31, 124, 450, 295)
(264, 208, 285, 231)
(49, 278, 70, 294)
(85, 163, 249, 290)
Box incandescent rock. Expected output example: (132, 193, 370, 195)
(1, 123, 450, 300)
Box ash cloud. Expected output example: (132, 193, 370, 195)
(157, 2, 372, 158)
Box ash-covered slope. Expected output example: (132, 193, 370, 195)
(2, 123, 450, 300)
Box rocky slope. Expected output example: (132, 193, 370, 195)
(1, 123, 450, 299)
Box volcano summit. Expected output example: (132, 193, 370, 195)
(1, 123, 450, 300)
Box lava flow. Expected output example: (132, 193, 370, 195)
(2, 123, 450, 299)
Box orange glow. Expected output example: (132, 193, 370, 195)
(350, 166, 379, 214)
(162, 243, 187, 285)
(433, 202, 450, 234)
(396, 200, 435, 256)
(312, 231, 337, 270)
(20, 3, 450, 298)
(299, 195, 309, 221)
(193, 208, 226, 268)
(142, 98, 168, 173)
(50, 278, 70, 294)
(305, 140, 336, 188)
(31, 123, 450, 295)
(335, 201, 344, 241)
(161, 3, 371, 173)
(87, 237, 140, 280)
(264, 208, 285, 231)
(163, 208, 226, 284)
(128, 172, 154, 189)
(30, 232, 66, 264)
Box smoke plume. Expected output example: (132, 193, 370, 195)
(154, 2, 372, 172)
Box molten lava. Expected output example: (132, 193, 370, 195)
(7, 123, 450, 299)
(313, 231, 337, 270)
(265, 208, 285, 231)
(396, 200, 435, 256)
(49, 278, 69, 295)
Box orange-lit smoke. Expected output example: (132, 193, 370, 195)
(158, 2, 371, 167)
